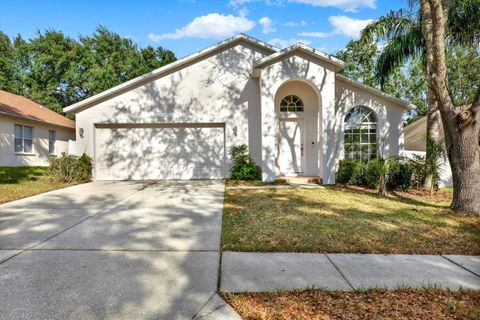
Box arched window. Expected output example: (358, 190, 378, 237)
(344, 106, 377, 161)
(280, 95, 304, 112)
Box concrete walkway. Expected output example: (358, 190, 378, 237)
(0, 180, 239, 320)
(221, 252, 480, 292)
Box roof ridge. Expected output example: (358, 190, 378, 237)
(64, 33, 279, 113)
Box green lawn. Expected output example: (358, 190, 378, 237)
(222, 186, 480, 254)
(0, 167, 75, 204)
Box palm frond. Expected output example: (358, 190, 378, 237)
(375, 25, 424, 88)
(360, 9, 417, 46)
(447, 0, 480, 46)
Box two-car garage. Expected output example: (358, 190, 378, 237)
(94, 123, 225, 180)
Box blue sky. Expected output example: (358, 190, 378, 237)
(0, 0, 408, 58)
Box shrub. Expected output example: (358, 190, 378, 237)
(387, 158, 413, 191)
(409, 154, 427, 188)
(359, 160, 381, 189)
(230, 144, 261, 180)
(49, 152, 93, 183)
(337, 159, 361, 184)
(75, 153, 93, 182)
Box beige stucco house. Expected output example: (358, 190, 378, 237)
(0, 90, 75, 166)
(65, 34, 414, 183)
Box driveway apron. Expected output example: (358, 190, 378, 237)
(0, 180, 224, 320)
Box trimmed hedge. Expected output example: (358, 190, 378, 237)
(337, 158, 413, 191)
(49, 152, 93, 183)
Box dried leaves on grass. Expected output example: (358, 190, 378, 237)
(222, 186, 480, 254)
(223, 289, 480, 320)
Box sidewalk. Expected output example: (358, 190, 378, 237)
(220, 252, 480, 292)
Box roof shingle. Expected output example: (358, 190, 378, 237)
(0, 90, 75, 129)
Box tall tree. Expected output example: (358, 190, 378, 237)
(0, 26, 176, 115)
(359, 2, 480, 189)
(420, 0, 480, 215)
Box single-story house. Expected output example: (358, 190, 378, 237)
(0, 90, 75, 166)
(65, 34, 414, 183)
(403, 116, 452, 187)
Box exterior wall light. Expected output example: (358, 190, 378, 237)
(79, 128, 84, 138)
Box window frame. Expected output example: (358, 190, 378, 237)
(48, 130, 56, 155)
(343, 106, 377, 162)
(14, 124, 34, 154)
(279, 95, 304, 113)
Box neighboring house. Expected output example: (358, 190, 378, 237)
(403, 116, 452, 187)
(0, 90, 75, 166)
(65, 34, 414, 182)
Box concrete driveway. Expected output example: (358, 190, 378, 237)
(0, 180, 225, 320)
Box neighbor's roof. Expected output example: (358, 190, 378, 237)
(253, 42, 345, 71)
(336, 74, 415, 110)
(404, 116, 445, 152)
(64, 34, 279, 114)
(0, 90, 75, 129)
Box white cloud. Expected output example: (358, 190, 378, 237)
(259, 17, 276, 34)
(298, 31, 332, 38)
(328, 15, 373, 38)
(228, 0, 253, 6)
(269, 38, 312, 48)
(285, 20, 307, 27)
(298, 15, 373, 40)
(148, 13, 255, 42)
(289, 0, 375, 12)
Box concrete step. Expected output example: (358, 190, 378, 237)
(276, 176, 322, 184)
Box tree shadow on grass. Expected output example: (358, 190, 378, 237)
(0, 166, 48, 184)
(222, 187, 479, 255)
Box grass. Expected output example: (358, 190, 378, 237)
(223, 288, 480, 320)
(222, 186, 480, 254)
(0, 166, 76, 204)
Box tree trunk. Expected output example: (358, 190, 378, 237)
(445, 112, 480, 215)
(423, 85, 441, 190)
(422, 0, 480, 215)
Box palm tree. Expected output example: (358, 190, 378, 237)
(359, 0, 479, 190)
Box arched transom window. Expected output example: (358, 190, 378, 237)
(344, 106, 377, 161)
(280, 95, 304, 112)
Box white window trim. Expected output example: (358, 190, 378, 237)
(49, 130, 56, 155)
(14, 124, 35, 155)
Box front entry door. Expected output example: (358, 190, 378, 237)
(278, 119, 304, 174)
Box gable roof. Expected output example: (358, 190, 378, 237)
(0, 90, 75, 129)
(253, 43, 345, 72)
(336, 74, 415, 110)
(64, 34, 279, 114)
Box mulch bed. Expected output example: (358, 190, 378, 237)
(223, 289, 480, 320)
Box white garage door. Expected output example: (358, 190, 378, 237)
(94, 124, 225, 180)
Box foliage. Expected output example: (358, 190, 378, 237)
(355, 3, 480, 124)
(425, 136, 447, 191)
(361, 160, 381, 189)
(337, 159, 361, 184)
(387, 158, 413, 191)
(0, 26, 176, 116)
(49, 152, 92, 183)
(409, 154, 427, 188)
(337, 159, 380, 189)
(338, 157, 413, 191)
(75, 153, 94, 182)
(229, 144, 261, 181)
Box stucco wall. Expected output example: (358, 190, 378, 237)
(0, 115, 74, 166)
(258, 52, 337, 182)
(275, 81, 319, 176)
(73, 42, 272, 175)
(335, 79, 405, 165)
